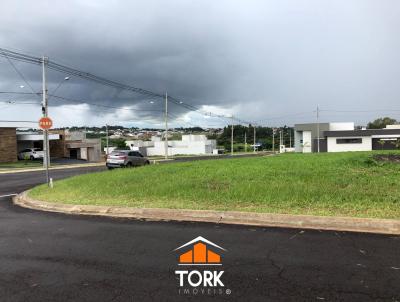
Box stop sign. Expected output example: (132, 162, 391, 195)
(39, 117, 53, 130)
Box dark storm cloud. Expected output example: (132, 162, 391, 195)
(1, 0, 400, 126)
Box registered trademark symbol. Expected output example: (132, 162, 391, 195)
(226, 289, 231, 295)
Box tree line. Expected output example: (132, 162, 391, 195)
(217, 125, 294, 151)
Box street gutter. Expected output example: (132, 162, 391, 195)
(14, 191, 400, 235)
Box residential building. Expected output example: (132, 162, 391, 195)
(0, 122, 101, 162)
(294, 122, 400, 153)
(125, 134, 217, 156)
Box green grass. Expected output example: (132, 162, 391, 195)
(0, 160, 67, 170)
(29, 151, 400, 219)
(0, 161, 44, 169)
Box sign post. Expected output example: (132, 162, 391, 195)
(41, 56, 51, 186)
(39, 116, 52, 186)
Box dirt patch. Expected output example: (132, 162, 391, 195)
(373, 154, 400, 163)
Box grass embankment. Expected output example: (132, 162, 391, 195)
(29, 152, 400, 219)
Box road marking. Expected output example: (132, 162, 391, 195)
(0, 193, 17, 198)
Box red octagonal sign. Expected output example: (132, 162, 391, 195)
(39, 117, 53, 130)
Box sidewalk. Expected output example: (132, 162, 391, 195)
(0, 162, 105, 174)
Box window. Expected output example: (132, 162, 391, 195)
(133, 151, 143, 157)
(336, 138, 362, 144)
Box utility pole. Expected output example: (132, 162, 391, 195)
(253, 125, 256, 152)
(41, 56, 50, 185)
(317, 105, 320, 153)
(165, 91, 168, 159)
(231, 116, 234, 156)
(106, 124, 109, 155)
(289, 128, 292, 148)
(272, 129, 275, 153)
(244, 131, 247, 153)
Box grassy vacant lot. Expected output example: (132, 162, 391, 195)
(30, 152, 400, 219)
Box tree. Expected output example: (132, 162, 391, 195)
(391, 139, 400, 150)
(378, 139, 385, 150)
(367, 117, 398, 129)
(216, 125, 293, 151)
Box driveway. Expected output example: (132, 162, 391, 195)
(0, 167, 399, 301)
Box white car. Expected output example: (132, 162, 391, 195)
(18, 148, 44, 160)
(106, 150, 150, 169)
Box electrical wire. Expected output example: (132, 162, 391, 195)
(48, 94, 164, 113)
(0, 47, 258, 126)
(0, 91, 39, 95)
(0, 49, 39, 96)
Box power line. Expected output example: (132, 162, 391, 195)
(0, 91, 39, 95)
(48, 94, 164, 113)
(0, 49, 39, 96)
(257, 111, 315, 122)
(0, 96, 165, 116)
(0, 47, 258, 126)
(168, 95, 254, 125)
(0, 100, 40, 105)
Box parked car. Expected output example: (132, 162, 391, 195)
(106, 150, 150, 169)
(18, 148, 44, 160)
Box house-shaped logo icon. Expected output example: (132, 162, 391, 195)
(174, 236, 226, 266)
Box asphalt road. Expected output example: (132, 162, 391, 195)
(0, 167, 400, 301)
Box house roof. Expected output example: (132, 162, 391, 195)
(324, 129, 400, 137)
(174, 236, 226, 251)
(0, 121, 37, 128)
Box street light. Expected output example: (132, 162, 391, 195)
(50, 76, 70, 97)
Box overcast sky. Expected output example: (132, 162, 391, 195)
(0, 0, 399, 128)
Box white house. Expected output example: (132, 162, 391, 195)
(125, 134, 217, 156)
(295, 122, 355, 153)
(295, 122, 400, 153)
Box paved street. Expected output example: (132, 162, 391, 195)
(0, 167, 400, 301)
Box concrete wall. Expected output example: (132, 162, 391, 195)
(327, 137, 372, 152)
(126, 140, 154, 149)
(295, 122, 355, 153)
(302, 131, 312, 153)
(0, 128, 17, 163)
(49, 134, 67, 158)
(329, 122, 355, 131)
(182, 134, 207, 142)
(146, 140, 216, 156)
(65, 131, 85, 141)
(294, 123, 330, 139)
(84, 139, 102, 162)
(385, 125, 400, 129)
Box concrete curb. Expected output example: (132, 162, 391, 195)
(0, 163, 105, 174)
(13, 191, 400, 235)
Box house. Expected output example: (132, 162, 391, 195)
(125, 134, 217, 156)
(294, 122, 400, 153)
(0, 122, 101, 163)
